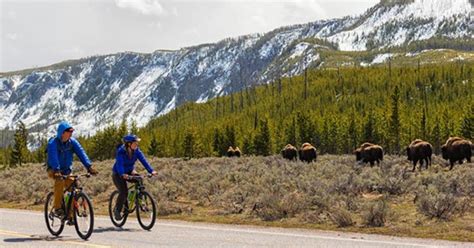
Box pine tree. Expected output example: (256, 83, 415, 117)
(348, 112, 358, 152)
(33, 137, 48, 163)
(183, 129, 195, 158)
(303, 68, 308, 100)
(118, 118, 128, 138)
(284, 117, 297, 146)
(212, 128, 224, 156)
(10, 121, 29, 167)
(441, 109, 452, 141)
(389, 86, 401, 153)
(242, 132, 255, 155)
(296, 112, 315, 145)
(420, 109, 427, 140)
(253, 119, 272, 156)
(224, 125, 236, 148)
(460, 105, 473, 139)
(363, 113, 375, 144)
(431, 118, 441, 155)
(130, 120, 139, 135)
(148, 134, 160, 157)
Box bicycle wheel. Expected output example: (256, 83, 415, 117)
(136, 191, 156, 230)
(73, 192, 94, 240)
(108, 190, 128, 227)
(44, 192, 65, 236)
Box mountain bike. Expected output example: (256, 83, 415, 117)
(44, 173, 94, 240)
(108, 174, 157, 230)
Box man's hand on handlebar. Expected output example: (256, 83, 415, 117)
(53, 170, 62, 179)
(88, 165, 99, 175)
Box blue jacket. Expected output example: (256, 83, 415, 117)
(47, 121, 91, 174)
(113, 145, 154, 176)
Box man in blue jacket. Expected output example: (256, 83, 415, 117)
(47, 121, 98, 219)
(112, 134, 157, 220)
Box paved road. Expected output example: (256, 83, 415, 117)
(0, 208, 472, 247)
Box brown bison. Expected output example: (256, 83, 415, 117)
(354, 143, 383, 166)
(298, 143, 317, 163)
(281, 144, 298, 161)
(441, 137, 472, 170)
(406, 139, 433, 172)
(234, 147, 241, 157)
(227, 146, 235, 157)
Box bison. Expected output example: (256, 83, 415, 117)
(298, 143, 317, 163)
(441, 137, 472, 170)
(227, 146, 235, 157)
(354, 143, 383, 166)
(234, 147, 241, 157)
(406, 139, 433, 172)
(281, 144, 298, 161)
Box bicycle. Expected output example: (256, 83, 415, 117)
(108, 174, 157, 230)
(44, 173, 94, 240)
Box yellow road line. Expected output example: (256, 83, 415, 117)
(0, 229, 111, 248)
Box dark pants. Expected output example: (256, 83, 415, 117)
(112, 173, 128, 212)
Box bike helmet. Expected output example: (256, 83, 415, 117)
(123, 134, 141, 143)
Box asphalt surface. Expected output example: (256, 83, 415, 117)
(0, 208, 472, 248)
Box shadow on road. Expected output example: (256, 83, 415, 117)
(4, 235, 80, 243)
(94, 226, 140, 233)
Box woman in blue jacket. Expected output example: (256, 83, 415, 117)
(112, 134, 157, 220)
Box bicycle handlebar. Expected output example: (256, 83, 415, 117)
(125, 174, 154, 181)
(60, 173, 91, 180)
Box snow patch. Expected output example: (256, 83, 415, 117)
(372, 53, 394, 64)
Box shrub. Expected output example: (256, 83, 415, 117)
(329, 207, 354, 227)
(252, 193, 285, 221)
(362, 200, 389, 227)
(416, 186, 469, 221)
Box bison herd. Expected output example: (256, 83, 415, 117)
(223, 136, 472, 171)
(277, 137, 472, 171)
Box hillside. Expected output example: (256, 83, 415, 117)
(0, 0, 472, 140)
(63, 59, 473, 162)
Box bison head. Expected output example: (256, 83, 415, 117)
(406, 147, 412, 160)
(354, 150, 362, 161)
(441, 145, 448, 159)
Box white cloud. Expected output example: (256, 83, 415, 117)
(250, 15, 267, 29)
(147, 21, 162, 29)
(6, 33, 18, 41)
(290, 0, 328, 19)
(7, 10, 17, 19)
(115, 0, 164, 16)
(63, 47, 85, 57)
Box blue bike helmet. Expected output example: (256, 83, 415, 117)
(123, 134, 141, 143)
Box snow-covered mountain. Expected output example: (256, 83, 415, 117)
(0, 0, 472, 139)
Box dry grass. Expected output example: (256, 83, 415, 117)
(0, 155, 473, 241)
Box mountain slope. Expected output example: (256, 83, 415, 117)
(0, 0, 472, 140)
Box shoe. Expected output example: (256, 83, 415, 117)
(66, 219, 75, 226)
(114, 209, 123, 221)
(53, 208, 65, 218)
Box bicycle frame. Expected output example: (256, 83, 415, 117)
(59, 174, 90, 221)
(124, 175, 150, 213)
